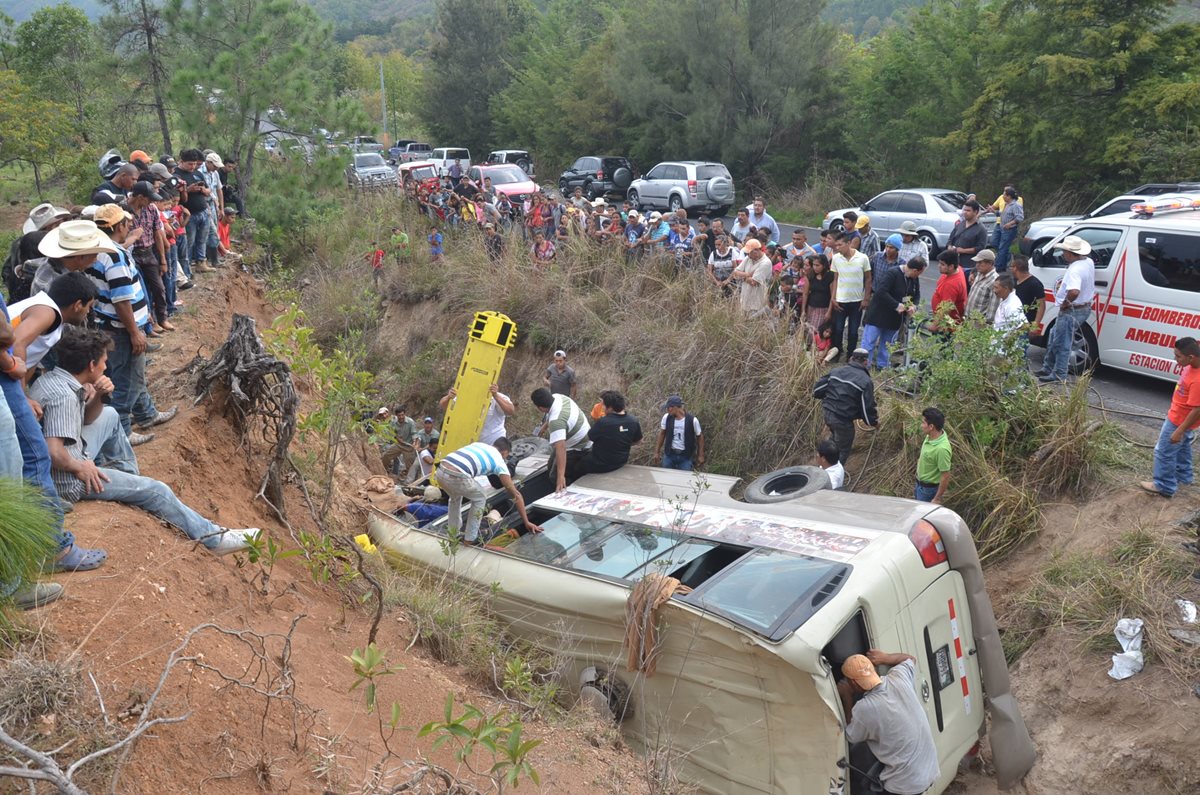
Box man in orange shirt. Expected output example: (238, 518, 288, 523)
(1142, 337, 1200, 499)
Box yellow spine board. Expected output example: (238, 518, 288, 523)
(435, 311, 517, 465)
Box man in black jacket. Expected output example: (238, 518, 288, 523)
(861, 257, 926, 369)
(814, 349, 878, 466)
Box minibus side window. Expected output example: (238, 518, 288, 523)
(1137, 231, 1200, 294)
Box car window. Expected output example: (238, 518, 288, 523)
(584, 157, 602, 171)
(896, 192, 926, 214)
(601, 157, 627, 172)
(485, 165, 528, 185)
(413, 144, 431, 152)
(696, 165, 730, 181)
(1038, 227, 1123, 270)
(1089, 198, 1139, 218)
(1137, 231, 1200, 294)
(864, 192, 901, 213)
(689, 549, 845, 635)
(645, 165, 667, 180)
(506, 513, 616, 564)
(627, 538, 718, 580)
(446, 149, 469, 160)
(933, 192, 968, 212)
(355, 154, 385, 167)
(669, 165, 689, 181)
(411, 166, 437, 180)
(567, 524, 682, 579)
(468, 167, 480, 181)
(358, 137, 378, 145)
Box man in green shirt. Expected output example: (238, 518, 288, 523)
(915, 407, 951, 503)
(381, 405, 419, 476)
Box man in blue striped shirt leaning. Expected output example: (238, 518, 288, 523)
(436, 437, 542, 546)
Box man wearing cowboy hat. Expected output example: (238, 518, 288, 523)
(897, 220, 930, 265)
(838, 650, 940, 795)
(1036, 234, 1095, 383)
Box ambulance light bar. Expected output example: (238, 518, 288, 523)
(1131, 196, 1200, 216)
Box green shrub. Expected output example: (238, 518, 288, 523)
(0, 480, 60, 594)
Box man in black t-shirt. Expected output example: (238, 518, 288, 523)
(569, 391, 643, 478)
(92, 164, 138, 205)
(174, 148, 212, 274)
(1010, 254, 1045, 363)
(946, 199, 989, 280)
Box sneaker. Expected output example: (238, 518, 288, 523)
(128, 431, 155, 446)
(145, 342, 163, 353)
(1033, 369, 1050, 377)
(823, 346, 839, 364)
(137, 407, 178, 430)
(193, 263, 216, 273)
(209, 528, 260, 556)
(12, 582, 64, 610)
(1037, 373, 1063, 383)
(179, 281, 194, 290)
(174, 300, 185, 307)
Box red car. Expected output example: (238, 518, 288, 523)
(468, 164, 538, 201)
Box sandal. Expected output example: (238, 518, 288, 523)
(43, 544, 108, 573)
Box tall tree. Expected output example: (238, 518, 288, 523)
(12, 4, 99, 139)
(164, 0, 367, 198)
(0, 69, 73, 195)
(422, 0, 533, 156)
(100, 0, 175, 155)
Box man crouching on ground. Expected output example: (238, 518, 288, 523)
(31, 325, 259, 554)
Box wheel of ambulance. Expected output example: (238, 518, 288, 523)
(579, 667, 632, 722)
(1067, 321, 1099, 375)
(743, 465, 831, 503)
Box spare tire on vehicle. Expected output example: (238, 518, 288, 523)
(508, 436, 551, 462)
(743, 465, 831, 503)
(613, 167, 632, 190)
(705, 176, 734, 205)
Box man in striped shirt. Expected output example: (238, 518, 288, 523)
(90, 204, 176, 441)
(530, 387, 591, 493)
(436, 438, 541, 545)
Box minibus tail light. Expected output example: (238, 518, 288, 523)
(909, 519, 947, 567)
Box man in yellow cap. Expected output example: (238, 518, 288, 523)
(838, 649, 940, 795)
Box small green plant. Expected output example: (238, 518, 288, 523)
(297, 530, 359, 587)
(418, 693, 542, 790)
(235, 530, 301, 594)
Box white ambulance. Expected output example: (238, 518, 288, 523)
(1029, 196, 1200, 381)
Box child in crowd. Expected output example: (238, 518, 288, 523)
(390, 227, 410, 262)
(428, 225, 443, 262)
(217, 207, 237, 259)
(814, 319, 837, 362)
(157, 191, 180, 315)
(774, 274, 803, 334)
(803, 254, 833, 346)
(369, 242, 386, 287)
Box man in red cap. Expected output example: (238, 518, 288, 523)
(838, 649, 940, 795)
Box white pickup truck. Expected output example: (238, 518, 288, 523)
(429, 147, 471, 178)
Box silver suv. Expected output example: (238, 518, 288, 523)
(628, 161, 735, 216)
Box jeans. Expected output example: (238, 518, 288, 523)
(995, 227, 1019, 272)
(437, 465, 488, 543)
(177, 231, 192, 279)
(914, 481, 939, 502)
(661, 451, 694, 471)
(134, 248, 167, 326)
(80, 468, 224, 548)
(1042, 305, 1089, 379)
(0, 373, 70, 551)
(831, 300, 863, 358)
(105, 328, 158, 434)
(1152, 418, 1195, 497)
(206, 204, 220, 253)
(186, 208, 209, 266)
(81, 406, 139, 474)
(0, 393, 22, 480)
(165, 242, 179, 314)
(825, 410, 857, 466)
(861, 325, 899, 369)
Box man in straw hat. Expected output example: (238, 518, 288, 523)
(838, 649, 940, 795)
(1036, 234, 1095, 384)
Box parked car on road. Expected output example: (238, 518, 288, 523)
(558, 156, 636, 200)
(347, 135, 384, 154)
(396, 142, 433, 163)
(345, 152, 398, 190)
(1019, 188, 1200, 255)
(430, 147, 471, 177)
(627, 161, 736, 217)
(486, 149, 535, 177)
(822, 189, 997, 254)
(1027, 195, 1200, 382)
(369, 459, 1035, 795)
(468, 164, 537, 201)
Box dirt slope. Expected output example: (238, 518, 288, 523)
(25, 270, 647, 794)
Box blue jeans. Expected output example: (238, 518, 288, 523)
(186, 208, 209, 265)
(0, 373, 70, 552)
(914, 481, 939, 502)
(1152, 418, 1195, 497)
(206, 204, 220, 250)
(165, 242, 179, 314)
(81, 406, 139, 474)
(861, 325, 899, 369)
(105, 329, 158, 434)
(80, 468, 224, 548)
(1042, 305, 1089, 379)
(661, 451, 694, 471)
(177, 230, 192, 278)
(0, 393, 22, 480)
(994, 227, 1019, 272)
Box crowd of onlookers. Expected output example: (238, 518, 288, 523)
(1, 148, 258, 610)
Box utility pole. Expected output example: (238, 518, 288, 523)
(379, 60, 387, 145)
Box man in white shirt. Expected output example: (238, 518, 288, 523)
(991, 273, 1027, 355)
(815, 440, 845, 489)
(1037, 235, 1096, 383)
(830, 232, 873, 361)
(438, 383, 516, 444)
(745, 196, 780, 243)
(732, 239, 773, 317)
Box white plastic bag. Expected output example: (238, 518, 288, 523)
(1107, 618, 1144, 681)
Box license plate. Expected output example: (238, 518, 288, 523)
(934, 645, 954, 690)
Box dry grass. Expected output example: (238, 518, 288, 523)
(0, 651, 82, 731)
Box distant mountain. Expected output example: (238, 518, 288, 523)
(0, 0, 103, 22)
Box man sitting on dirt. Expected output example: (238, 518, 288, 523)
(838, 650, 940, 795)
(31, 325, 258, 556)
(435, 438, 542, 546)
(530, 387, 591, 493)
